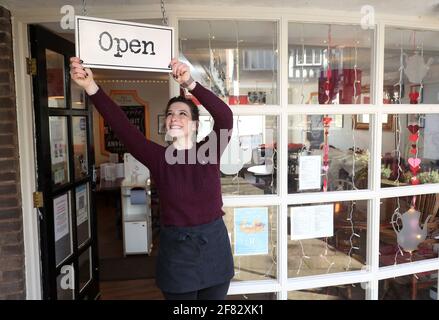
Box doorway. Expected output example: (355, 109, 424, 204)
(30, 21, 168, 299)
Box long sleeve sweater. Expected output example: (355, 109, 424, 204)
(89, 82, 233, 227)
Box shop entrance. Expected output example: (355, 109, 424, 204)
(29, 25, 100, 299)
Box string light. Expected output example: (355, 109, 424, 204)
(296, 239, 311, 275)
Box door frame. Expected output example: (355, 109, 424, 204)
(11, 10, 165, 300)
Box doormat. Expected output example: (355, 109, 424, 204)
(99, 255, 156, 281)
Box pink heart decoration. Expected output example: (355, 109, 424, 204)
(408, 157, 421, 168)
(408, 124, 419, 134)
(410, 148, 417, 155)
(323, 145, 329, 154)
(409, 134, 419, 142)
(322, 165, 329, 172)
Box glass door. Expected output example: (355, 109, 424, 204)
(30, 25, 99, 300)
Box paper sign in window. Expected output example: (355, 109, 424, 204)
(290, 204, 333, 240)
(298, 155, 322, 190)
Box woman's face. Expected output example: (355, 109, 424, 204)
(165, 102, 197, 139)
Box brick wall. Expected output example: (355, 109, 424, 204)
(0, 6, 26, 300)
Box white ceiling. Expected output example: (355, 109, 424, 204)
(3, 0, 439, 17)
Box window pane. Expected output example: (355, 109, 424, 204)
(71, 82, 85, 109)
(289, 283, 366, 300)
(180, 20, 278, 105)
(288, 23, 373, 104)
(382, 114, 439, 187)
(288, 114, 370, 193)
(379, 194, 439, 267)
(288, 201, 368, 278)
(56, 264, 74, 300)
(198, 115, 278, 195)
(380, 271, 438, 300)
(384, 28, 439, 104)
(223, 206, 277, 281)
(46, 49, 66, 109)
(54, 193, 72, 266)
(228, 292, 278, 300)
(49, 116, 70, 186)
(76, 183, 90, 248)
(79, 248, 92, 291)
(72, 116, 88, 180)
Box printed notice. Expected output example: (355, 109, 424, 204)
(290, 204, 333, 240)
(234, 207, 269, 256)
(54, 194, 70, 242)
(76, 185, 88, 226)
(298, 155, 322, 190)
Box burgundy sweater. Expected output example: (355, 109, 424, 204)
(90, 83, 233, 227)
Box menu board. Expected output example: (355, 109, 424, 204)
(102, 105, 146, 157)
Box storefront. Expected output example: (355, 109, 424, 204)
(2, 1, 439, 300)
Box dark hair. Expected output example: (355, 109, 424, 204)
(165, 96, 199, 122)
(163, 96, 199, 136)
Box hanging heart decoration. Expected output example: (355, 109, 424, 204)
(410, 176, 420, 185)
(410, 148, 417, 155)
(408, 157, 421, 168)
(410, 166, 420, 175)
(409, 133, 419, 142)
(407, 124, 419, 134)
(323, 117, 332, 126)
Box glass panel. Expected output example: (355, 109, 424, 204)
(79, 248, 92, 291)
(179, 20, 278, 105)
(379, 194, 439, 267)
(382, 114, 439, 187)
(288, 114, 370, 193)
(56, 264, 74, 300)
(223, 206, 277, 281)
(76, 183, 90, 247)
(54, 193, 72, 266)
(380, 271, 438, 300)
(228, 292, 277, 300)
(201, 115, 278, 195)
(49, 116, 70, 186)
(46, 49, 66, 109)
(72, 116, 88, 180)
(288, 23, 373, 104)
(71, 82, 85, 109)
(288, 283, 366, 300)
(384, 28, 439, 104)
(288, 201, 368, 277)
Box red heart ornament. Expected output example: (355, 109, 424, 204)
(409, 133, 419, 142)
(323, 117, 332, 126)
(410, 166, 420, 175)
(408, 124, 419, 134)
(410, 176, 420, 185)
(410, 148, 417, 155)
(411, 144, 417, 149)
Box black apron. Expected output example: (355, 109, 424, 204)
(156, 217, 235, 293)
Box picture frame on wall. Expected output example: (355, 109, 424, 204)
(158, 114, 166, 134)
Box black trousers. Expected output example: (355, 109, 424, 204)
(162, 280, 230, 300)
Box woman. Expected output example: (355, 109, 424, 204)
(70, 57, 234, 300)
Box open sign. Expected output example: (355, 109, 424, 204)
(75, 16, 174, 72)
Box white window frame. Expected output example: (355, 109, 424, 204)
(11, 4, 439, 300)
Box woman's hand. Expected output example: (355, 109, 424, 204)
(69, 57, 99, 95)
(169, 58, 192, 85)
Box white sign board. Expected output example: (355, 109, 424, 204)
(290, 204, 333, 240)
(75, 16, 174, 72)
(298, 155, 322, 190)
(54, 194, 70, 242)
